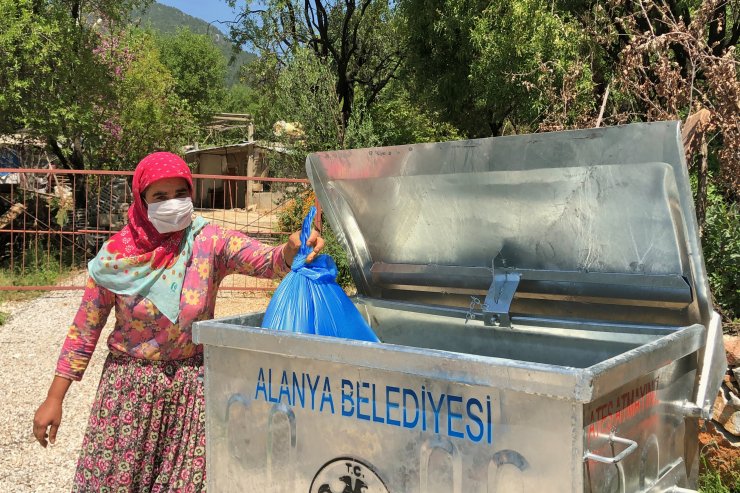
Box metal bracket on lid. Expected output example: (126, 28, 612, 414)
(483, 271, 521, 327)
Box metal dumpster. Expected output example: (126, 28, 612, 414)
(193, 121, 727, 493)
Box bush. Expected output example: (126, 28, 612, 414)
(701, 180, 740, 322)
(0, 243, 80, 302)
(277, 188, 354, 289)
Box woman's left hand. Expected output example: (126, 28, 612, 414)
(284, 229, 325, 266)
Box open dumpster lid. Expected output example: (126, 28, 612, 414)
(306, 121, 713, 329)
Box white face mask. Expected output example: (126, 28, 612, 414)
(147, 197, 194, 233)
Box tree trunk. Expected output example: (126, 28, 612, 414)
(70, 137, 84, 170)
(337, 75, 354, 137)
(47, 138, 70, 169)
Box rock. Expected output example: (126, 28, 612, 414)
(725, 335, 740, 366)
(725, 372, 740, 396)
(712, 384, 740, 436)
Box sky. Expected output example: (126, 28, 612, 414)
(157, 0, 247, 26)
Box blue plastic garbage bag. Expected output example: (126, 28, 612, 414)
(261, 207, 379, 342)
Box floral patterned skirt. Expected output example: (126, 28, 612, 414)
(72, 353, 206, 493)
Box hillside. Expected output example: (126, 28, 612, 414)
(132, 2, 255, 86)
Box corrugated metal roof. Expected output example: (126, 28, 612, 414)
(183, 140, 293, 156)
(0, 133, 45, 147)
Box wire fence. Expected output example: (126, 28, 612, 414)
(0, 168, 317, 292)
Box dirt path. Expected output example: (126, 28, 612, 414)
(0, 273, 272, 492)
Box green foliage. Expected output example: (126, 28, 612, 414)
(400, 0, 483, 134)
(699, 467, 730, 493)
(276, 189, 354, 288)
(276, 189, 315, 234)
(401, 0, 594, 137)
(134, 2, 255, 86)
(0, 0, 108, 142)
(97, 29, 197, 169)
(0, 311, 8, 326)
(272, 49, 344, 150)
(0, 252, 73, 303)
(251, 47, 454, 177)
(251, 49, 344, 176)
(701, 179, 740, 321)
(368, 80, 462, 145)
(0, 0, 152, 168)
(222, 84, 262, 115)
(156, 28, 228, 122)
(698, 456, 740, 493)
(229, 0, 403, 139)
(0, 1, 223, 170)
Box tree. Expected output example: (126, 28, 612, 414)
(0, 0, 152, 169)
(222, 83, 262, 116)
(572, 0, 740, 196)
(572, 0, 740, 321)
(227, 0, 403, 143)
(95, 29, 197, 169)
(366, 79, 461, 146)
(156, 28, 228, 123)
(400, 0, 593, 137)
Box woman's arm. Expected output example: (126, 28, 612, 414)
(33, 277, 114, 447)
(54, 277, 115, 380)
(219, 227, 324, 279)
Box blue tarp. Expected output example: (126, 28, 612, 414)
(0, 149, 20, 177)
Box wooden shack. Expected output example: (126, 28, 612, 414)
(184, 141, 291, 210)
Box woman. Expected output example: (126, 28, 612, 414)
(32, 152, 323, 492)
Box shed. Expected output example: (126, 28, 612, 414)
(183, 141, 292, 210)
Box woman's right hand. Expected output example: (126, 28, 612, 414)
(34, 374, 72, 447)
(33, 397, 63, 447)
(34, 375, 72, 447)
(33, 397, 62, 447)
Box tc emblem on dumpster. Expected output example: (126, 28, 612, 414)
(310, 457, 389, 493)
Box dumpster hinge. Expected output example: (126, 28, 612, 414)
(483, 271, 521, 327)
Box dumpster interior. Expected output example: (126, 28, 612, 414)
(221, 305, 680, 369)
(356, 302, 677, 368)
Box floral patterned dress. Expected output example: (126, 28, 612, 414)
(59, 223, 288, 493)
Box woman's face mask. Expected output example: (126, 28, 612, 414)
(146, 197, 194, 233)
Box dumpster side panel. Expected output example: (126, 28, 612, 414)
(583, 354, 698, 492)
(204, 346, 581, 493)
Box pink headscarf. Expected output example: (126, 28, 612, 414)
(107, 152, 194, 269)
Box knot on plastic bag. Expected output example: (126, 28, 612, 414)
(289, 206, 338, 282)
(291, 253, 338, 282)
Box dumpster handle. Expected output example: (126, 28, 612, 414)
(584, 432, 638, 464)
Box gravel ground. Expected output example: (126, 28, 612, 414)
(0, 273, 273, 493)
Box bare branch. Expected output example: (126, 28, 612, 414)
(304, 0, 319, 41)
(637, 0, 656, 36)
(348, 0, 372, 59)
(595, 82, 611, 128)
